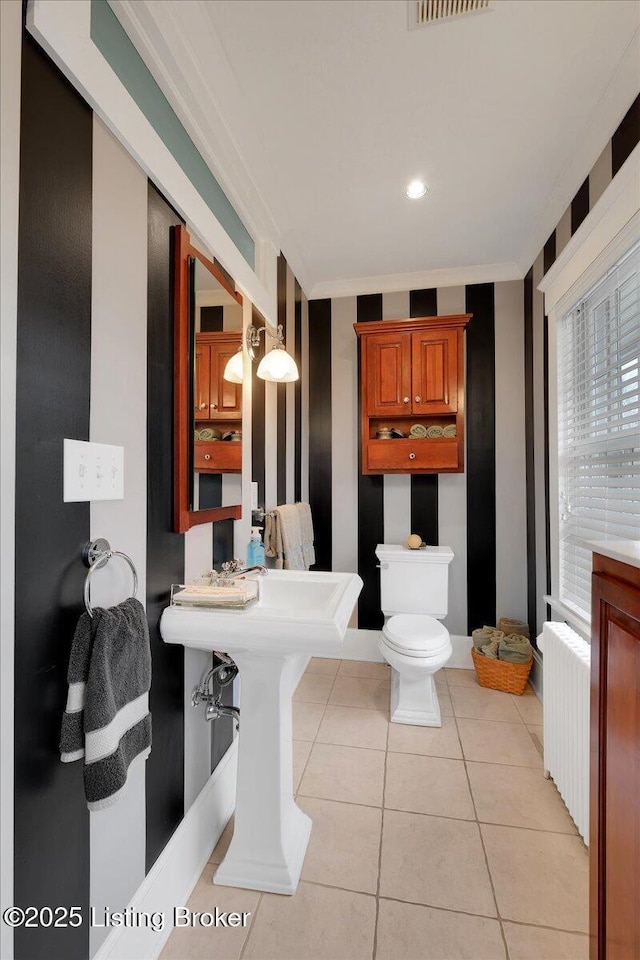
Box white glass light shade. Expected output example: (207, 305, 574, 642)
(257, 347, 299, 383)
(223, 349, 244, 383)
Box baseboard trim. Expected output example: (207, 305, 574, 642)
(528, 647, 543, 701)
(94, 739, 238, 960)
(340, 629, 473, 668)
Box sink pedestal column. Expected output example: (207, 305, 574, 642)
(213, 651, 312, 895)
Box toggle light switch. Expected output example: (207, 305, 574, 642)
(63, 439, 124, 502)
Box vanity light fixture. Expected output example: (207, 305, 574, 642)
(223, 347, 244, 384)
(405, 179, 428, 200)
(246, 323, 299, 383)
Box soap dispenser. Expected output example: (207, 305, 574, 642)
(247, 526, 266, 566)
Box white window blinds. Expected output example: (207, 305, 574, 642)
(557, 239, 640, 621)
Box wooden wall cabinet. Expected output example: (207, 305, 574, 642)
(590, 551, 640, 960)
(193, 331, 242, 474)
(354, 314, 471, 474)
(194, 332, 242, 421)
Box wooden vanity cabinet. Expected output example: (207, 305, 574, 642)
(354, 314, 470, 475)
(590, 552, 640, 960)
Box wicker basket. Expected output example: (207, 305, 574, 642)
(471, 647, 533, 696)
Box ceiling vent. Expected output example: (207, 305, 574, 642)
(409, 0, 493, 29)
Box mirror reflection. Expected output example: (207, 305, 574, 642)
(190, 256, 243, 513)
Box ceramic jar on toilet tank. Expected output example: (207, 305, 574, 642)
(376, 544, 454, 726)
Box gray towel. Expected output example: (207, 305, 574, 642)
(60, 598, 152, 811)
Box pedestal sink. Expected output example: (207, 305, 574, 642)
(160, 569, 363, 895)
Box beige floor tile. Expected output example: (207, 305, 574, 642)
(527, 724, 544, 757)
(376, 899, 506, 960)
(387, 715, 462, 759)
(242, 882, 376, 960)
(337, 659, 391, 680)
(209, 817, 234, 865)
(293, 701, 325, 741)
(293, 740, 312, 791)
(457, 718, 543, 767)
(316, 704, 388, 750)
(160, 875, 258, 960)
(329, 675, 390, 711)
(437, 687, 454, 716)
(434, 667, 448, 688)
(385, 753, 475, 820)
(451, 684, 523, 722)
(298, 797, 382, 893)
(445, 667, 478, 686)
(299, 742, 386, 806)
(512, 692, 543, 724)
(293, 673, 333, 704)
(305, 657, 341, 676)
(467, 762, 577, 833)
(380, 810, 496, 916)
(503, 921, 589, 959)
(482, 824, 588, 931)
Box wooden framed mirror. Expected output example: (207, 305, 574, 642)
(174, 224, 244, 533)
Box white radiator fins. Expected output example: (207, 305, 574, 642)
(540, 621, 591, 843)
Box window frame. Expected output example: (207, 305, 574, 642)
(539, 149, 640, 638)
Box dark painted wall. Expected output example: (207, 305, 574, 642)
(145, 186, 186, 871)
(14, 37, 93, 960)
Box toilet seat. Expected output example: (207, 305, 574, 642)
(382, 614, 450, 659)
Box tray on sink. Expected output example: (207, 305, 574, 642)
(170, 582, 259, 610)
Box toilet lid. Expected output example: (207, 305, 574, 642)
(383, 614, 450, 658)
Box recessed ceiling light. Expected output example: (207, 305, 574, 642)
(405, 179, 428, 200)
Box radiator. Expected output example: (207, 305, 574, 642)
(539, 621, 591, 843)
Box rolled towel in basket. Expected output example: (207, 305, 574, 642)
(498, 634, 532, 663)
(498, 617, 530, 640)
(472, 626, 504, 650)
(482, 638, 500, 659)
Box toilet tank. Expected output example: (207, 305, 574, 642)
(376, 544, 454, 619)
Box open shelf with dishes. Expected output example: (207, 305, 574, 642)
(354, 314, 471, 475)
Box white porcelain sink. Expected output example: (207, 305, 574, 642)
(161, 569, 363, 657)
(160, 569, 363, 896)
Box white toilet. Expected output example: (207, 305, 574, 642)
(376, 544, 454, 726)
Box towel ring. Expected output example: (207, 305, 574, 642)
(81, 538, 139, 618)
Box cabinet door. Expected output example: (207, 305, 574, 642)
(591, 559, 640, 960)
(194, 342, 210, 420)
(411, 329, 458, 414)
(209, 341, 242, 419)
(365, 332, 412, 417)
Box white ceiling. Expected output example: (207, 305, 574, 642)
(113, 0, 640, 296)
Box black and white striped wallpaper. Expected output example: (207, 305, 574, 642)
(13, 37, 237, 959)
(306, 282, 528, 640)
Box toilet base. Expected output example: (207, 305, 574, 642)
(390, 669, 442, 727)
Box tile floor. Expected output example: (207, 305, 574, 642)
(161, 660, 589, 960)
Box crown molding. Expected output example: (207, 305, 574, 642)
(518, 24, 640, 275)
(110, 0, 280, 249)
(307, 260, 523, 300)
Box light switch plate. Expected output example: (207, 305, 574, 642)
(250, 481, 259, 511)
(64, 439, 124, 502)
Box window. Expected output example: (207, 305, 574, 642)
(557, 240, 640, 621)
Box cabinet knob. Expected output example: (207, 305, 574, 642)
(204, 454, 211, 461)
(409, 452, 416, 461)
(210, 403, 217, 409)
(198, 402, 208, 410)
(403, 397, 409, 404)
(415, 396, 422, 403)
